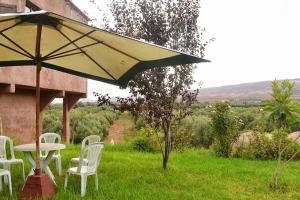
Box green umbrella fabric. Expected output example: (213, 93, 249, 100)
(0, 11, 208, 87)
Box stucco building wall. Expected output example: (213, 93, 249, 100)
(0, 91, 36, 144)
(29, 0, 88, 22)
(0, 0, 88, 143)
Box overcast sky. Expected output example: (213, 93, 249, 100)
(73, 0, 300, 100)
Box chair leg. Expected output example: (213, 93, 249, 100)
(7, 173, 12, 196)
(21, 161, 25, 181)
(64, 172, 69, 190)
(3, 164, 9, 185)
(0, 176, 2, 192)
(95, 173, 98, 191)
(56, 157, 62, 176)
(3, 163, 10, 171)
(81, 175, 87, 197)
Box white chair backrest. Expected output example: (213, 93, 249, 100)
(81, 135, 101, 150)
(77, 143, 104, 174)
(39, 133, 61, 156)
(40, 133, 61, 143)
(0, 136, 15, 160)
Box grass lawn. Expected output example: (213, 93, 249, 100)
(1, 144, 300, 200)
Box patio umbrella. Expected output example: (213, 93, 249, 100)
(0, 11, 208, 198)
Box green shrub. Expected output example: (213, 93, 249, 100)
(134, 117, 147, 130)
(43, 107, 63, 135)
(232, 130, 300, 160)
(133, 137, 154, 152)
(246, 117, 268, 132)
(133, 127, 160, 152)
(172, 127, 192, 152)
(246, 133, 273, 160)
(236, 111, 255, 130)
(290, 119, 300, 132)
(180, 116, 213, 148)
(71, 112, 108, 143)
(43, 105, 119, 143)
(211, 102, 240, 157)
(271, 129, 300, 160)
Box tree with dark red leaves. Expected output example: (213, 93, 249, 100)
(95, 0, 212, 169)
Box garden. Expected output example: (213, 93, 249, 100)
(13, 79, 298, 199)
(0, 0, 299, 199)
(2, 142, 300, 199)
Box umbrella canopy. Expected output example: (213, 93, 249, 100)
(0, 11, 208, 87)
(0, 10, 208, 198)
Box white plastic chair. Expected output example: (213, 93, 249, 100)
(70, 135, 101, 164)
(0, 169, 12, 196)
(39, 133, 62, 176)
(65, 143, 104, 197)
(0, 136, 25, 181)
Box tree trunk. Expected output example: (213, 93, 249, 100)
(273, 171, 280, 190)
(163, 152, 169, 169)
(273, 137, 282, 190)
(163, 122, 172, 169)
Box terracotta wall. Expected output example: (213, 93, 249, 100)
(0, 0, 88, 21)
(29, 0, 89, 22)
(0, 0, 25, 12)
(0, 90, 36, 143)
(0, 66, 87, 93)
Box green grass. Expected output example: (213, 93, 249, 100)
(2, 144, 300, 199)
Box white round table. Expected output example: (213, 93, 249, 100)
(14, 143, 65, 184)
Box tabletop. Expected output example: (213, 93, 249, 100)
(14, 143, 66, 152)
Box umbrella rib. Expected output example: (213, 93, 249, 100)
(61, 23, 186, 81)
(0, 32, 34, 58)
(0, 19, 27, 34)
(44, 51, 84, 61)
(0, 42, 33, 59)
(59, 23, 163, 80)
(0, 15, 36, 59)
(0, 16, 18, 23)
(60, 23, 172, 82)
(42, 30, 95, 59)
(0, 15, 37, 34)
(101, 41, 142, 61)
(43, 41, 101, 60)
(53, 26, 117, 81)
(60, 23, 143, 63)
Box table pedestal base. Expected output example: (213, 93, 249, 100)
(19, 173, 56, 199)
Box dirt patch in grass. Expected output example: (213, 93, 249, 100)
(104, 112, 136, 144)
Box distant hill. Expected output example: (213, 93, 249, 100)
(197, 79, 300, 103)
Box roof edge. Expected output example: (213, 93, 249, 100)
(66, 0, 90, 21)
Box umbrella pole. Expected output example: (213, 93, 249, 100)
(20, 63, 55, 199)
(35, 63, 41, 175)
(34, 22, 42, 175)
(20, 23, 56, 199)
